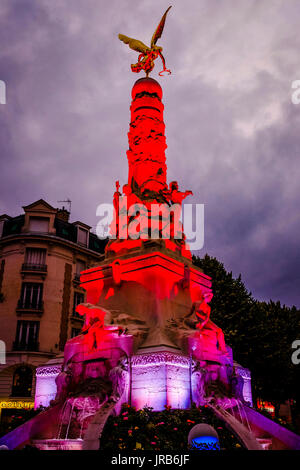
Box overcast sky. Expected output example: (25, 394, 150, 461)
(0, 0, 300, 307)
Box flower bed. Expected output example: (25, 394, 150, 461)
(100, 403, 245, 450)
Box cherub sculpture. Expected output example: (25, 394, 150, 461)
(118, 6, 172, 76)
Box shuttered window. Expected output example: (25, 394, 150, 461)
(77, 227, 88, 246)
(14, 320, 39, 351)
(29, 217, 49, 232)
(25, 248, 46, 265)
(19, 283, 43, 309)
(76, 260, 86, 275)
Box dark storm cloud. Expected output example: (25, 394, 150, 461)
(0, 0, 299, 306)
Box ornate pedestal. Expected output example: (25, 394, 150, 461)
(131, 347, 192, 411)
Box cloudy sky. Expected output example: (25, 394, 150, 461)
(0, 0, 300, 307)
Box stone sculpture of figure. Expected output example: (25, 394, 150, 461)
(112, 180, 121, 237)
(76, 303, 112, 332)
(113, 181, 121, 211)
(158, 181, 193, 240)
(168, 181, 193, 205)
(186, 293, 228, 355)
(122, 184, 149, 239)
(52, 368, 72, 404)
(230, 368, 245, 402)
(191, 363, 207, 407)
(109, 358, 130, 402)
(122, 184, 142, 207)
(191, 292, 213, 331)
(73, 303, 122, 354)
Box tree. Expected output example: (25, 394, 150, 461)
(193, 254, 300, 413)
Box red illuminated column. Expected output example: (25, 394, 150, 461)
(127, 77, 168, 197)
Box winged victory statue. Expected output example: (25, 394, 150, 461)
(118, 6, 172, 77)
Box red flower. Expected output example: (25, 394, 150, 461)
(123, 417, 128, 420)
(151, 442, 157, 445)
(173, 427, 178, 431)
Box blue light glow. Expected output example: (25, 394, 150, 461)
(191, 436, 220, 450)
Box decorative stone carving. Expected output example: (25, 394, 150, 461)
(131, 352, 190, 367)
(236, 367, 251, 379)
(36, 366, 62, 377)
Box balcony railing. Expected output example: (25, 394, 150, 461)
(16, 299, 44, 313)
(21, 263, 47, 273)
(12, 340, 39, 352)
(73, 273, 81, 282)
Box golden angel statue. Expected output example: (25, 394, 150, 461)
(118, 6, 172, 77)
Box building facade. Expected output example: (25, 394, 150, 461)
(0, 199, 106, 430)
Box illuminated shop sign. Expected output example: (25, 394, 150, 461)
(0, 400, 34, 409)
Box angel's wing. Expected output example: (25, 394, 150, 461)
(151, 6, 172, 48)
(118, 34, 150, 54)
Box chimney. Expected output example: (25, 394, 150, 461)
(56, 207, 70, 222)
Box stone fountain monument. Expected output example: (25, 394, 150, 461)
(31, 8, 249, 448)
(1, 7, 300, 451)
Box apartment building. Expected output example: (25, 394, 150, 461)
(0, 199, 106, 428)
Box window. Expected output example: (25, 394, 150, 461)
(18, 283, 43, 309)
(76, 260, 86, 275)
(74, 260, 86, 281)
(77, 227, 88, 246)
(73, 291, 84, 317)
(24, 248, 46, 268)
(14, 321, 39, 351)
(71, 328, 81, 338)
(29, 217, 49, 233)
(11, 366, 33, 397)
